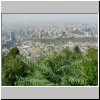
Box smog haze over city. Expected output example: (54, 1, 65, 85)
(2, 14, 98, 86)
(2, 14, 98, 25)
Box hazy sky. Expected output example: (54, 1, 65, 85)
(2, 14, 98, 25)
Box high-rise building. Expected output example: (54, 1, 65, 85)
(10, 32, 16, 42)
(2, 32, 16, 48)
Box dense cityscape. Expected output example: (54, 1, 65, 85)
(2, 23, 98, 59)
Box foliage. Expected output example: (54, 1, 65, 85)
(8, 46, 20, 58)
(2, 46, 98, 86)
(2, 55, 30, 86)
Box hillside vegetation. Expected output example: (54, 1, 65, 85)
(2, 46, 98, 86)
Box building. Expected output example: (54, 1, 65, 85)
(2, 32, 16, 48)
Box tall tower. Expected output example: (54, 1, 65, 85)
(10, 32, 16, 43)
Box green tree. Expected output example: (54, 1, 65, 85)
(9, 46, 20, 58)
(2, 47, 30, 86)
(2, 55, 29, 86)
(74, 45, 81, 53)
